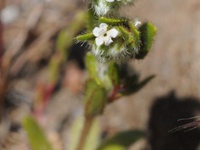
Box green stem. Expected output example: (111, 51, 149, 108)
(75, 117, 94, 150)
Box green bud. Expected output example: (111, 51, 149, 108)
(92, 0, 135, 16)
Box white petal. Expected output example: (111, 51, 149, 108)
(104, 37, 113, 46)
(99, 23, 108, 32)
(107, 28, 119, 38)
(95, 37, 104, 46)
(93, 27, 101, 37)
(93, 23, 108, 37)
(106, 0, 115, 2)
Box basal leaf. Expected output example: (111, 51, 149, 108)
(22, 116, 53, 150)
(97, 130, 145, 150)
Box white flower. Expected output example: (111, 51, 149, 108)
(106, 0, 121, 2)
(93, 23, 119, 46)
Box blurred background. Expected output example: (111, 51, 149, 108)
(1, 0, 200, 149)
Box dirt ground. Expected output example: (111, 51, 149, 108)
(2, 0, 200, 150)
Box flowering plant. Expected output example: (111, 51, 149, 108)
(20, 0, 157, 150)
(75, 0, 157, 150)
(0, 0, 156, 150)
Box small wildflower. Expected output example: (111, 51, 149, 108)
(93, 23, 119, 46)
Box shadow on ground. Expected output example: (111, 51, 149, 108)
(148, 91, 200, 150)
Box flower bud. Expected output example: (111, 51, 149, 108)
(92, 0, 135, 16)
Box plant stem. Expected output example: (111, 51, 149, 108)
(75, 117, 93, 150)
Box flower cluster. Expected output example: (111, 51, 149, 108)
(76, 0, 156, 63)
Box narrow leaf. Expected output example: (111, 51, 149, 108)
(22, 116, 53, 150)
(128, 21, 140, 49)
(97, 130, 145, 150)
(118, 26, 135, 49)
(121, 75, 155, 95)
(76, 33, 95, 41)
(99, 17, 128, 25)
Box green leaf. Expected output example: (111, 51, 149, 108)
(99, 17, 128, 25)
(68, 117, 101, 150)
(128, 21, 140, 49)
(22, 116, 53, 150)
(121, 75, 155, 95)
(84, 79, 107, 118)
(118, 26, 135, 49)
(76, 33, 95, 41)
(97, 130, 145, 150)
(108, 62, 120, 86)
(136, 22, 157, 59)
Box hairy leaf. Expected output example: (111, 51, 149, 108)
(99, 17, 128, 25)
(76, 33, 95, 41)
(136, 22, 157, 59)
